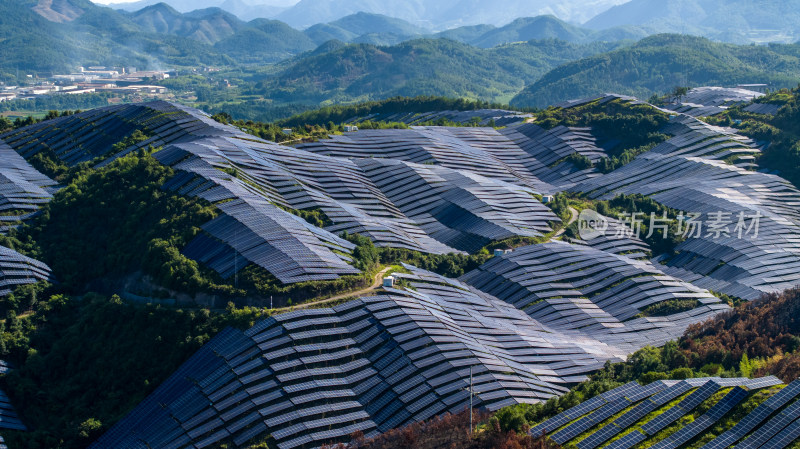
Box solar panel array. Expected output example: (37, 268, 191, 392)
(92, 265, 666, 449)
(0, 104, 365, 284)
(535, 376, 800, 449)
(0, 141, 58, 233)
(664, 87, 764, 117)
(459, 241, 727, 352)
(571, 113, 800, 301)
(743, 103, 781, 116)
(0, 96, 797, 447)
(0, 362, 25, 432)
(0, 245, 53, 297)
(565, 214, 651, 259)
(299, 123, 610, 193)
(0, 102, 562, 282)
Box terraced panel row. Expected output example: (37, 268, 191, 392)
(0, 141, 58, 233)
(299, 124, 610, 192)
(0, 245, 53, 297)
(459, 241, 727, 351)
(664, 87, 764, 117)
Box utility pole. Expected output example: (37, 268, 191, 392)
(469, 365, 473, 436)
(234, 226, 239, 289)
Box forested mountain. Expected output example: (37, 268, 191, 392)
(511, 34, 800, 108)
(253, 38, 625, 105)
(303, 12, 430, 46)
(585, 0, 800, 44)
(213, 18, 316, 62)
(124, 3, 246, 44)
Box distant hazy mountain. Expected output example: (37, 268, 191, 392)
(453, 15, 647, 48)
(304, 12, 429, 46)
(274, 0, 628, 30)
(584, 0, 800, 44)
(106, 0, 294, 19)
(302, 13, 646, 49)
(510, 34, 800, 108)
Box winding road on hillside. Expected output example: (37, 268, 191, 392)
(554, 206, 579, 238)
(277, 266, 393, 311)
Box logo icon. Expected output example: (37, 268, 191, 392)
(578, 209, 608, 240)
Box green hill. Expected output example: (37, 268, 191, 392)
(469, 16, 590, 47)
(213, 18, 316, 63)
(303, 23, 359, 45)
(255, 38, 625, 105)
(125, 3, 246, 45)
(511, 34, 800, 108)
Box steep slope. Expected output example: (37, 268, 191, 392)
(30, 0, 89, 22)
(585, 0, 800, 44)
(511, 35, 800, 108)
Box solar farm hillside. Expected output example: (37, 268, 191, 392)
(0, 88, 799, 448)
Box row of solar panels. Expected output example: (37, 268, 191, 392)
(662, 87, 767, 118)
(343, 109, 532, 127)
(533, 377, 800, 449)
(459, 241, 727, 353)
(0, 143, 58, 234)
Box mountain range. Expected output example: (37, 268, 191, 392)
(98, 0, 800, 44)
(2, 0, 643, 77)
(106, 0, 630, 29)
